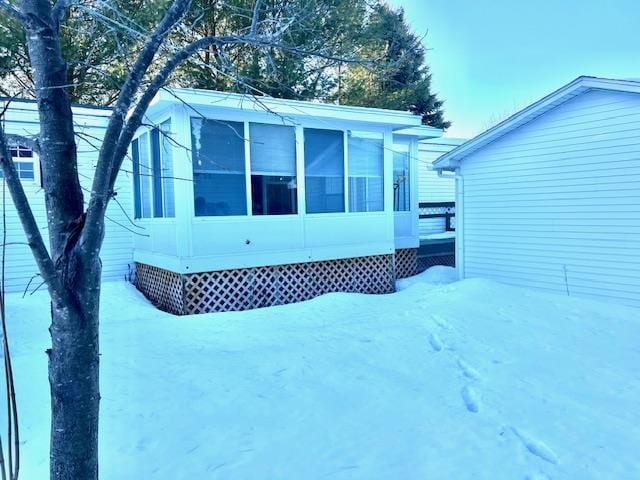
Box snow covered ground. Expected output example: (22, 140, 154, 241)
(3, 270, 640, 479)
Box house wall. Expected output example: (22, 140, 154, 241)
(1, 100, 134, 293)
(133, 104, 424, 274)
(418, 138, 465, 237)
(458, 88, 640, 306)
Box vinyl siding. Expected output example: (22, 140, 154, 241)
(1, 101, 134, 293)
(418, 139, 464, 237)
(459, 88, 640, 306)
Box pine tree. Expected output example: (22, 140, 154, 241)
(0, 0, 449, 128)
(339, 3, 450, 129)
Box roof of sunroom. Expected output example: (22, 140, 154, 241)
(149, 87, 442, 137)
(433, 76, 640, 170)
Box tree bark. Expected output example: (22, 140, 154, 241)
(48, 256, 101, 480)
(18, 0, 100, 477)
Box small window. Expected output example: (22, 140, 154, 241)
(250, 123, 297, 215)
(160, 120, 175, 217)
(348, 131, 384, 212)
(191, 118, 246, 217)
(132, 123, 175, 219)
(393, 146, 411, 212)
(304, 128, 344, 214)
(137, 132, 153, 218)
(0, 145, 36, 181)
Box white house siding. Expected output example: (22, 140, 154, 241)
(418, 139, 464, 237)
(459, 88, 640, 306)
(1, 100, 134, 293)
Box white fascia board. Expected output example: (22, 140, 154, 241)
(149, 88, 423, 128)
(1, 101, 111, 130)
(392, 125, 443, 140)
(433, 76, 640, 169)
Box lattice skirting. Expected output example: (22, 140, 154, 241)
(135, 254, 396, 315)
(135, 263, 185, 314)
(394, 248, 418, 280)
(417, 253, 456, 273)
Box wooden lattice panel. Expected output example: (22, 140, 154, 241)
(180, 254, 395, 314)
(417, 254, 456, 273)
(135, 263, 184, 314)
(394, 248, 418, 279)
(183, 269, 253, 314)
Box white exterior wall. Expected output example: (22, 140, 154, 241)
(1, 100, 134, 292)
(459, 89, 640, 306)
(418, 139, 465, 237)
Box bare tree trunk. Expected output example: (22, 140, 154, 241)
(48, 257, 101, 479)
(17, 0, 101, 477)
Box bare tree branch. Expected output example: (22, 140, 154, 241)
(249, 0, 264, 36)
(5, 134, 39, 154)
(51, 0, 72, 27)
(0, 0, 24, 22)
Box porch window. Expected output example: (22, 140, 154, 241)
(250, 123, 297, 215)
(393, 146, 411, 211)
(132, 122, 175, 219)
(159, 120, 175, 217)
(304, 128, 344, 213)
(133, 132, 153, 218)
(348, 131, 384, 212)
(0, 145, 36, 181)
(191, 119, 246, 216)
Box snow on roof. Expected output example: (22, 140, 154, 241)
(433, 76, 640, 170)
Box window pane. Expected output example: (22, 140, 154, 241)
(17, 162, 34, 180)
(131, 138, 142, 219)
(304, 128, 344, 213)
(191, 118, 246, 216)
(393, 149, 410, 211)
(348, 131, 384, 212)
(18, 146, 33, 158)
(250, 123, 297, 215)
(2, 146, 35, 181)
(150, 128, 163, 217)
(159, 120, 175, 217)
(138, 132, 153, 218)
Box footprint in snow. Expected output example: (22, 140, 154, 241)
(457, 359, 481, 380)
(512, 428, 559, 465)
(461, 385, 480, 413)
(431, 314, 451, 330)
(428, 333, 443, 352)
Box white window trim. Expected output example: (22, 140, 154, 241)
(133, 117, 178, 221)
(2, 145, 39, 184)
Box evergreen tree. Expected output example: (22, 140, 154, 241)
(0, 0, 449, 127)
(339, 3, 450, 128)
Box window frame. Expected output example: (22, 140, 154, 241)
(0, 144, 39, 184)
(190, 117, 248, 218)
(248, 122, 298, 216)
(187, 115, 391, 221)
(392, 142, 412, 212)
(302, 127, 347, 215)
(346, 130, 385, 213)
(132, 118, 176, 221)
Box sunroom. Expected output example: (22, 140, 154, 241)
(131, 89, 441, 314)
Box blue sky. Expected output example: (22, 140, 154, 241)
(389, 0, 640, 138)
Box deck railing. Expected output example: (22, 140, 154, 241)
(418, 201, 456, 231)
